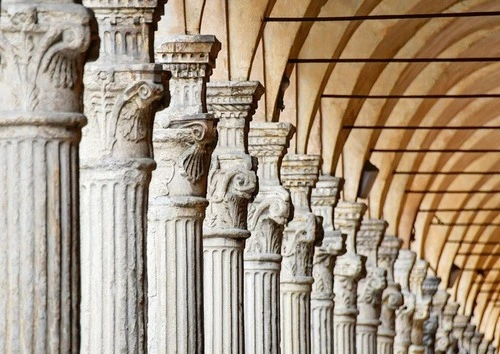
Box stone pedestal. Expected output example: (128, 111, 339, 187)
(244, 122, 294, 354)
(377, 236, 403, 354)
(471, 332, 484, 354)
(147, 35, 220, 354)
(0, 1, 90, 352)
(394, 250, 417, 354)
(356, 219, 388, 354)
(452, 314, 470, 354)
(80, 2, 163, 352)
(333, 202, 367, 354)
(311, 176, 346, 354)
(203, 81, 263, 354)
(280, 154, 323, 354)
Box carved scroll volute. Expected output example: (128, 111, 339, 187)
(245, 121, 295, 256)
(280, 154, 322, 279)
(0, 2, 91, 113)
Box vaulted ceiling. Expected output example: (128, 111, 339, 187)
(158, 0, 500, 344)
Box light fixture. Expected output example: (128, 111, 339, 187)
(357, 160, 379, 199)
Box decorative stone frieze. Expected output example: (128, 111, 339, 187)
(79, 1, 163, 352)
(280, 154, 323, 354)
(439, 302, 459, 354)
(463, 324, 476, 353)
(423, 287, 446, 354)
(408, 263, 435, 354)
(333, 201, 367, 354)
(203, 80, 263, 354)
(356, 219, 388, 354)
(394, 250, 417, 354)
(311, 176, 346, 354)
(147, 35, 220, 354)
(377, 235, 404, 354)
(471, 332, 484, 354)
(243, 121, 294, 354)
(0, 1, 90, 352)
(452, 314, 470, 353)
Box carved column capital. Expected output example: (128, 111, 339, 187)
(280, 154, 322, 281)
(395, 250, 417, 291)
(0, 2, 91, 113)
(378, 235, 402, 283)
(433, 290, 452, 352)
(487, 343, 496, 354)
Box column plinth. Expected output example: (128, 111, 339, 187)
(311, 176, 346, 354)
(0, 2, 90, 352)
(357, 219, 388, 354)
(394, 250, 417, 354)
(280, 154, 322, 354)
(80, 2, 163, 352)
(203, 81, 263, 354)
(244, 121, 294, 354)
(147, 35, 220, 354)
(377, 235, 404, 354)
(333, 202, 367, 354)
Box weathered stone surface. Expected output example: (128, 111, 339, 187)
(79, 2, 163, 352)
(0, 1, 90, 352)
(203, 80, 263, 354)
(452, 314, 470, 354)
(244, 121, 294, 354)
(377, 235, 403, 354)
(280, 154, 322, 354)
(429, 290, 450, 354)
(148, 35, 220, 354)
(311, 176, 346, 354)
(333, 201, 367, 354)
(394, 250, 417, 354)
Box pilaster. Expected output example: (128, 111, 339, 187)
(311, 176, 346, 354)
(333, 201, 367, 354)
(394, 250, 417, 354)
(377, 235, 404, 354)
(80, 1, 163, 352)
(0, 1, 90, 352)
(356, 219, 388, 354)
(147, 35, 220, 354)
(244, 121, 294, 354)
(203, 80, 263, 354)
(280, 154, 323, 354)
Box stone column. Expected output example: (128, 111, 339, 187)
(463, 325, 476, 353)
(424, 288, 446, 354)
(394, 250, 417, 354)
(471, 332, 484, 354)
(408, 263, 435, 354)
(203, 81, 263, 354)
(440, 302, 459, 354)
(280, 154, 323, 354)
(356, 219, 388, 354)
(310, 176, 346, 354)
(147, 36, 220, 354)
(452, 315, 469, 354)
(244, 122, 294, 354)
(333, 202, 367, 354)
(377, 236, 404, 354)
(79, 1, 163, 352)
(0, 1, 90, 352)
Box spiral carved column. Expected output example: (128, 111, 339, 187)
(244, 122, 294, 354)
(377, 235, 403, 354)
(333, 202, 367, 354)
(280, 154, 323, 354)
(147, 35, 220, 354)
(0, 1, 90, 352)
(310, 176, 346, 354)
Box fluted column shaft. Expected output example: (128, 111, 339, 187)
(394, 250, 417, 354)
(0, 2, 90, 352)
(377, 236, 403, 354)
(311, 176, 345, 354)
(357, 219, 388, 354)
(203, 81, 263, 354)
(333, 202, 367, 354)
(280, 154, 322, 354)
(80, 2, 163, 352)
(244, 122, 294, 354)
(147, 36, 220, 354)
